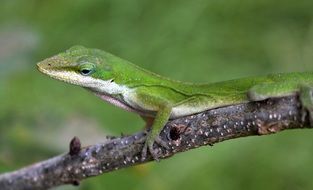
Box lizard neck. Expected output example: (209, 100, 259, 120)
(92, 91, 155, 117)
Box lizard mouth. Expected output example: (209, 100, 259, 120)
(37, 61, 90, 86)
(38, 66, 82, 86)
(37, 56, 79, 84)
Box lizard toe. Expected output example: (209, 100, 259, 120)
(141, 143, 148, 161)
(301, 105, 313, 127)
(148, 142, 160, 162)
(155, 136, 170, 150)
(141, 132, 170, 161)
(301, 107, 308, 123)
(141, 139, 161, 161)
(308, 108, 313, 127)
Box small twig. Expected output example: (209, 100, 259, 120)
(69, 136, 82, 156)
(0, 95, 311, 190)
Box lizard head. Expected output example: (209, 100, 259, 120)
(37, 45, 126, 94)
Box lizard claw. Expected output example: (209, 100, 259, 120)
(141, 132, 170, 161)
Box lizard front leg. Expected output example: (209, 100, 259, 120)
(141, 106, 171, 161)
(130, 86, 187, 160)
(130, 88, 173, 161)
(141, 116, 155, 129)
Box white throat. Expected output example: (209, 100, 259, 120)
(39, 68, 130, 95)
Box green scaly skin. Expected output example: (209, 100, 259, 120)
(37, 45, 313, 160)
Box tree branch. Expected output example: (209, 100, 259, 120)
(0, 95, 311, 190)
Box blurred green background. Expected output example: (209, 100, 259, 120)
(1, 0, 313, 189)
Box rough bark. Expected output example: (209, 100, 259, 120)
(0, 96, 311, 190)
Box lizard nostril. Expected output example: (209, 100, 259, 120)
(48, 63, 51, 66)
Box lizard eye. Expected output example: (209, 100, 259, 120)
(80, 68, 92, 75)
(79, 63, 95, 76)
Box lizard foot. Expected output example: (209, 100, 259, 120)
(301, 106, 313, 127)
(141, 131, 170, 161)
(299, 85, 313, 127)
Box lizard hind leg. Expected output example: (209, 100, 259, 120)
(247, 82, 298, 101)
(141, 116, 155, 129)
(299, 84, 313, 126)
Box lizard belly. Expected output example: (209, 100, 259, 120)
(171, 104, 211, 119)
(123, 93, 217, 119)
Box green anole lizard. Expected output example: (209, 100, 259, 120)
(37, 45, 313, 160)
